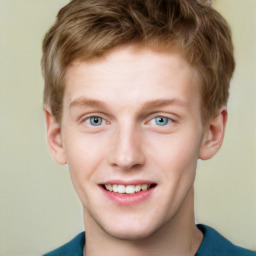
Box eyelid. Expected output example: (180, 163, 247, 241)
(150, 116, 172, 125)
(145, 112, 176, 124)
(85, 116, 105, 126)
(79, 113, 110, 125)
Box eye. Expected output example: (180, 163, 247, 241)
(85, 116, 105, 126)
(150, 116, 171, 126)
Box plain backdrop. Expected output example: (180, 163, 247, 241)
(0, 0, 255, 255)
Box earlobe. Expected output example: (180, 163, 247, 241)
(199, 107, 228, 160)
(44, 106, 67, 165)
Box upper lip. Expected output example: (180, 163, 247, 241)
(100, 180, 156, 185)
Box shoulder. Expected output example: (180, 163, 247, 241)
(196, 224, 256, 256)
(42, 232, 85, 256)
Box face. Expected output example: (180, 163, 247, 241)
(46, 45, 224, 240)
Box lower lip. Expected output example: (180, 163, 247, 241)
(100, 186, 156, 205)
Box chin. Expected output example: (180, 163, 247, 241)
(108, 227, 155, 241)
(101, 218, 162, 241)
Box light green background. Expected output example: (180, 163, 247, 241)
(0, 0, 255, 255)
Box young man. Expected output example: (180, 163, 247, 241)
(41, 0, 255, 255)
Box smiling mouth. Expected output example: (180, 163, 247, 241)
(103, 184, 156, 194)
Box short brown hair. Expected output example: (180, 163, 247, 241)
(41, 0, 235, 122)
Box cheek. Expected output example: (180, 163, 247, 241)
(62, 132, 109, 207)
(147, 129, 201, 179)
(63, 132, 107, 183)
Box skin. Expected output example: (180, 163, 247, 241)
(45, 45, 227, 256)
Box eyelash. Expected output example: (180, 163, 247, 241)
(82, 115, 173, 127)
(84, 116, 107, 126)
(149, 116, 172, 126)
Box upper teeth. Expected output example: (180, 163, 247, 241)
(105, 184, 150, 194)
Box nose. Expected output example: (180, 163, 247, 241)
(108, 124, 145, 170)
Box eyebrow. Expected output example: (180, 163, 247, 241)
(69, 97, 108, 109)
(140, 98, 189, 111)
(69, 97, 189, 111)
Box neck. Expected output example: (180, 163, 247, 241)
(83, 188, 203, 256)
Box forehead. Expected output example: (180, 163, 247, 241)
(63, 45, 200, 113)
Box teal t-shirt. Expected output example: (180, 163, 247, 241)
(43, 225, 256, 256)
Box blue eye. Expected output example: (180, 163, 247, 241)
(86, 116, 104, 126)
(151, 116, 171, 126)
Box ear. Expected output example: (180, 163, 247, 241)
(44, 106, 67, 165)
(199, 107, 228, 160)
